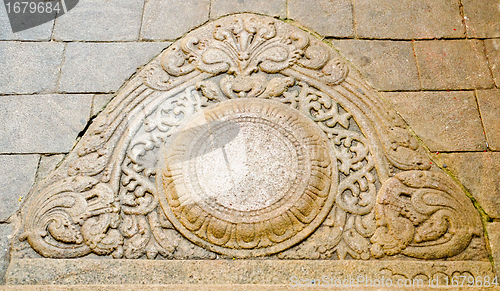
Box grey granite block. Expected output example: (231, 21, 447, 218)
(141, 0, 210, 40)
(0, 155, 39, 222)
(0, 42, 64, 94)
(0, 94, 92, 153)
(59, 42, 169, 93)
(53, 0, 144, 41)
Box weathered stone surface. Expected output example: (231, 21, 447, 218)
(141, 0, 210, 40)
(11, 15, 487, 283)
(0, 155, 39, 222)
(414, 40, 494, 90)
(476, 89, 500, 150)
(0, 95, 92, 153)
(60, 42, 169, 93)
(5, 259, 494, 285)
(35, 155, 65, 183)
(2, 285, 500, 290)
(462, 0, 500, 38)
(485, 39, 500, 88)
(487, 222, 500, 277)
(211, 0, 286, 18)
(433, 153, 500, 219)
(0, 223, 12, 284)
(161, 99, 333, 257)
(332, 40, 419, 91)
(0, 42, 64, 94)
(91, 94, 114, 117)
(52, 0, 144, 41)
(0, 4, 53, 40)
(385, 91, 486, 152)
(288, 0, 353, 37)
(353, 0, 464, 39)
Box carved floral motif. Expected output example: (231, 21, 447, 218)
(15, 13, 485, 266)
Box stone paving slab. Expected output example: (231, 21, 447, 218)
(0, 224, 12, 284)
(35, 154, 64, 183)
(0, 94, 92, 154)
(415, 40, 494, 90)
(485, 39, 500, 88)
(91, 94, 114, 117)
(141, 0, 209, 40)
(0, 4, 53, 41)
(0, 7, 499, 289)
(432, 152, 500, 219)
(476, 89, 500, 150)
(0, 155, 39, 222)
(0, 42, 64, 95)
(211, 0, 286, 19)
(288, 0, 353, 37)
(332, 40, 419, 91)
(462, 0, 500, 38)
(1, 285, 500, 290)
(59, 42, 169, 93)
(487, 222, 500, 276)
(52, 0, 144, 41)
(353, 0, 464, 39)
(385, 91, 486, 152)
(5, 259, 494, 285)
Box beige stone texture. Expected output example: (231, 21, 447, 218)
(386, 91, 486, 152)
(211, 0, 286, 19)
(433, 153, 500, 219)
(487, 222, 500, 278)
(477, 89, 500, 150)
(35, 154, 65, 183)
(353, 0, 464, 39)
(91, 94, 114, 117)
(288, 0, 354, 37)
(332, 40, 420, 90)
(1, 5, 499, 288)
(485, 39, 500, 88)
(141, 0, 210, 40)
(0, 224, 11, 284)
(5, 259, 494, 286)
(2, 285, 500, 290)
(462, 0, 500, 38)
(414, 40, 494, 90)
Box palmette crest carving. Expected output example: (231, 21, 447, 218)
(15, 14, 486, 264)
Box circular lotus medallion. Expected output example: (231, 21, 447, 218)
(157, 98, 336, 257)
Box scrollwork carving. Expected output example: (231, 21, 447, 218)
(19, 176, 120, 258)
(15, 13, 486, 265)
(370, 170, 483, 259)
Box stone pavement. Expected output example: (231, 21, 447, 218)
(0, 0, 499, 287)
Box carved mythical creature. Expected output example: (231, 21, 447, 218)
(15, 14, 484, 264)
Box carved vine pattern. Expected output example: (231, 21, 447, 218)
(17, 14, 483, 262)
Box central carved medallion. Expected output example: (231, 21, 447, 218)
(158, 99, 335, 257)
(15, 13, 487, 274)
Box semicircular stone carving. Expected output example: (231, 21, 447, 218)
(13, 13, 488, 269)
(160, 98, 335, 256)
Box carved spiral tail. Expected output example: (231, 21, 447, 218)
(371, 170, 483, 259)
(20, 176, 119, 258)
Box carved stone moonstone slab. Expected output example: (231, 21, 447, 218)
(160, 99, 334, 256)
(12, 14, 490, 282)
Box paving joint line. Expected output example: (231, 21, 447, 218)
(473, 89, 491, 150)
(138, 0, 148, 41)
(54, 42, 67, 93)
